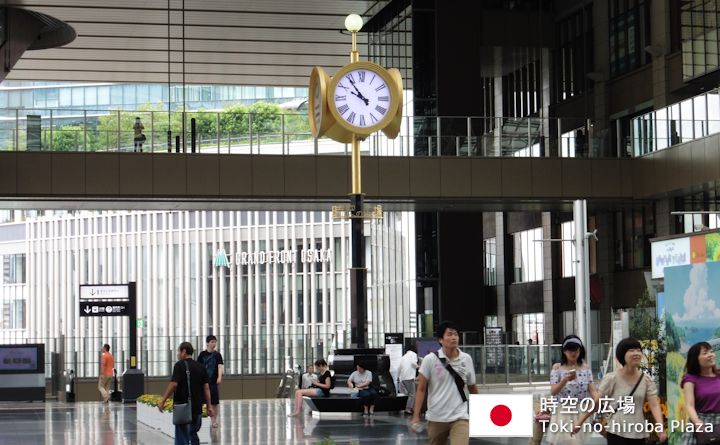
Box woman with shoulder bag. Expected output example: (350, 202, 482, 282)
(680, 342, 720, 445)
(545, 335, 599, 445)
(573, 338, 667, 445)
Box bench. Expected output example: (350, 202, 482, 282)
(302, 377, 408, 417)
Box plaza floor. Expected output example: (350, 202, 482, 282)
(0, 399, 548, 445)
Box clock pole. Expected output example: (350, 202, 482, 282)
(347, 14, 368, 349)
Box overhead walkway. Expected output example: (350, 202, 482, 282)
(0, 109, 716, 210)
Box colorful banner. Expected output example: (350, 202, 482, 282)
(663, 262, 720, 445)
(652, 232, 720, 278)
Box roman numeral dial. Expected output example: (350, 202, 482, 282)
(330, 64, 395, 132)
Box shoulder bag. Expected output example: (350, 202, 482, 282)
(695, 426, 720, 445)
(598, 373, 643, 438)
(432, 351, 467, 403)
(172, 360, 193, 425)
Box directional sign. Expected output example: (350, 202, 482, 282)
(79, 300, 130, 317)
(80, 285, 129, 300)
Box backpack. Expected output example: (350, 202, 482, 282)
(370, 372, 390, 396)
(329, 372, 336, 389)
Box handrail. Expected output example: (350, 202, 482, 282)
(0, 107, 623, 158)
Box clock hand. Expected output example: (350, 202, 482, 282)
(347, 78, 370, 105)
(349, 91, 370, 105)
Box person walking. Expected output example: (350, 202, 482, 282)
(133, 117, 146, 152)
(398, 345, 419, 415)
(98, 344, 114, 404)
(680, 342, 720, 445)
(197, 335, 224, 428)
(289, 359, 332, 417)
(412, 321, 478, 445)
(546, 335, 598, 445)
(348, 361, 377, 416)
(573, 337, 666, 445)
(159, 342, 215, 445)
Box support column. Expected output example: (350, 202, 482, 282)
(495, 213, 506, 331)
(542, 212, 554, 343)
(573, 200, 592, 368)
(350, 135, 367, 348)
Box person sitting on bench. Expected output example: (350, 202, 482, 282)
(289, 359, 331, 417)
(348, 361, 377, 416)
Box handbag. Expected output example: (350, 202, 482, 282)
(695, 429, 720, 445)
(598, 373, 644, 438)
(694, 423, 720, 445)
(172, 360, 193, 425)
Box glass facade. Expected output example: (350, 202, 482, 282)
(631, 89, 720, 156)
(609, 0, 651, 78)
(0, 81, 308, 111)
(561, 221, 576, 278)
(681, 0, 720, 79)
(512, 312, 545, 345)
(512, 228, 544, 283)
(484, 237, 497, 286)
(555, 4, 593, 101)
(1, 210, 416, 376)
(2, 254, 25, 284)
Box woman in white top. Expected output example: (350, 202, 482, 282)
(347, 362, 377, 416)
(546, 335, 598, 445)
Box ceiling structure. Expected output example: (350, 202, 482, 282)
(6, 0, 388, 86)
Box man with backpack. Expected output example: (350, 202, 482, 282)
(411, 321, 478, 445)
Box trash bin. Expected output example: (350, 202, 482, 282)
(64, 369, 75, 403)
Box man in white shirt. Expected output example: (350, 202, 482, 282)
(412, 321, 478, 445)
(300, 364, 315, 389)
(398, 345, 419, 414)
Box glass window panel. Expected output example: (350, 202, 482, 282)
(708, 91, 720, 133)
(656, 108, 668, 150)
(681, 98, 694, 141)
(58, 88, 71, 107)
(71, 88, 83, 106)
(98, 86, 110, 105)
(85, 87, 97, 106)
(694, 94, 708, 137)
(137, 84, 150, 103)
(110, 86, 122, 105)
(123, 84, 135, 105)
(46, 89, 58, 108)
(148, 85, 162, 103)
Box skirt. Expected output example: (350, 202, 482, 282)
(680, 412, 720, 445)
(543, 410, 589, 445)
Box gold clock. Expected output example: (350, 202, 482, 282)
(327, 61, 402, 137)
(309, 66, 332, 138)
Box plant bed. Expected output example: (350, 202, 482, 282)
(136, 394, 211, 443)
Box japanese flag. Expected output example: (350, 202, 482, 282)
(469, 394, 534, 437)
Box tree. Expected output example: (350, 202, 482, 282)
(630, 289, 666, 392)
(45, 125, 84, 151)
(248, 101, 282, 135)
(219, 103, 249, 138)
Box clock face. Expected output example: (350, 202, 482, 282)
(332, 68, 392, 128)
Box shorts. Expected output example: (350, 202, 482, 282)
(209, 383, 220, 405)
(314, 389, 326, 397)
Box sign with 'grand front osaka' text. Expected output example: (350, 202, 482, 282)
(214, 248, 333, 268)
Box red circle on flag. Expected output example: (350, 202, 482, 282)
(490, 404, 512, 427)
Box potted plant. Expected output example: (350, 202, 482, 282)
(136, 394, 211, 443)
